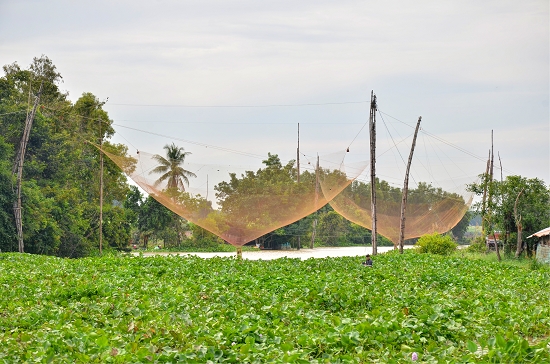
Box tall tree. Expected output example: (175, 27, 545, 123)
(0, 56, 134, 257)
(150, 143, 196, 191)
(468, 175, 550, 257)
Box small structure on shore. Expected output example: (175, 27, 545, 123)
(528, 227, 550, 264)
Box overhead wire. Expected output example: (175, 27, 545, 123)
(377, 109, 417, 186)
(108, 101, 369, 108)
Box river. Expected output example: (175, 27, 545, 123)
(134, 245, 414, 260)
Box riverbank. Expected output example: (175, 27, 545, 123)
(131, 245, 414, 260)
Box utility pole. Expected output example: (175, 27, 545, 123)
(297, 123, 300, 250)
(369, 91, 378, 255)
(99, 119, 104, 255)
(488, 130, 501, 261)
(310, 154, 320, 249)
(398, 117, 422, 253)
(13, 80, 44, 253)
(297, 123, 300, 183)
(481, 150, 490, 238)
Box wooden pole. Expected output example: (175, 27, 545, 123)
(369, 91, 378, 255)
(311, 154, 319, 249)
(296, 123, 300, 250)
(488, 130, 501, 261)
(13, 80, 44, 253)
(297, 123, 300, 183)
(99, 119, 104, 255)
(398, 117, 422, 253)
(481, 150, 490, 238)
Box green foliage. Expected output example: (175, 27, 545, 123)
(451, 210, 472, 243)
(0, 56, 133, 257)
(466, 236, 487, 253)
(317, 210, 348, 246)
(0, 137, 16, 250)
(416, 233, 458, 255)
(0, 253, 548, 362)
(468, 175, 550, 252)
(150, 143, 196, 190)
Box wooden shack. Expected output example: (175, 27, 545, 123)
(528, 227, 550, 264)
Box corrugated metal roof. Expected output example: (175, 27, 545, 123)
(527, 227, 550, 238)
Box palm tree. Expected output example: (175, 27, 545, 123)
(150, 143, 197, 191)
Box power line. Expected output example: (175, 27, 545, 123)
(377, 109, 514, 174)
(108, 101, 369, 108)
(116, 119, 366, 125)
(112, 123, 267, 160)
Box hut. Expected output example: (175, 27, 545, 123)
(528, 227, 550, 264)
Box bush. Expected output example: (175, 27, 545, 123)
(466, 236, 486, 253)
(415, 233, 457, 255)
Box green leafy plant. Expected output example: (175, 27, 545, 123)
(415, 233, 458, 255)
(1, 251, 549, 362)
(466, 235, 487, 253)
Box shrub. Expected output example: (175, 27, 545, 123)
(466, 236, 486, 253)
(415, 233, 457, 255)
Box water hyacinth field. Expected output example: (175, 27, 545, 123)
(1, 252, 549, 363)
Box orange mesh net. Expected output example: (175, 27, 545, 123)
(101, 146, 365, 246)
(322, 179, 473, 243)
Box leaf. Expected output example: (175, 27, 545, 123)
(495, 335, 506, 348)
(96, 336, 109, 348)
(467, 341, 477, 353)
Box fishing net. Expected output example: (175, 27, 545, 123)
(100, 146, 366, 247)
(322, 179, 473, 244)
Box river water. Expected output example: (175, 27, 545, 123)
(135, 245, 414, 260)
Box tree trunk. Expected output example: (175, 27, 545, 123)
(236, 246, 243, 260)
(13, 81, 44, 253)
(514, 189, 524, 258)
(494, 230, 501, 261)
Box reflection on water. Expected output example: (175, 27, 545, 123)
(136, 246, 414, 260)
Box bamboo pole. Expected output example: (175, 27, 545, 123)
(369, 91, 378, 255)
(311, 154, 319, 249)
(398, 117, 422, 253)
(99, 119, 104, 255)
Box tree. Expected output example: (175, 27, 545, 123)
(468, 175, 550, 257)
(0, 56, 134, 257)
(317, 210, 348, 246)
(137, 196, 176, 248)
(0, 136, 16, 250)
(150, 143, 196, 191)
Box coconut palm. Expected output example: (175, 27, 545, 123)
(150, 143, 197, 191)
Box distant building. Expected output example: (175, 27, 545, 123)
(528, 227, 550, 264)
(485, 232, 501, 250)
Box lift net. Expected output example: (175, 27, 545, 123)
(101, 147, 365, 246)
(322, 179, 473, 244)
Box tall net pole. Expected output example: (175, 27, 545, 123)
(369, 91, 378, 255)
(99, 119, 104, 255)
(398, 117, 422, 253)
(310, 154, 319, 249)
(297, 123, 300, 249)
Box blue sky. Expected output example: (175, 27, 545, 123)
(1, 0, 548, 194)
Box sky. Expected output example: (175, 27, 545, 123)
(1, 0, 548, 196)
